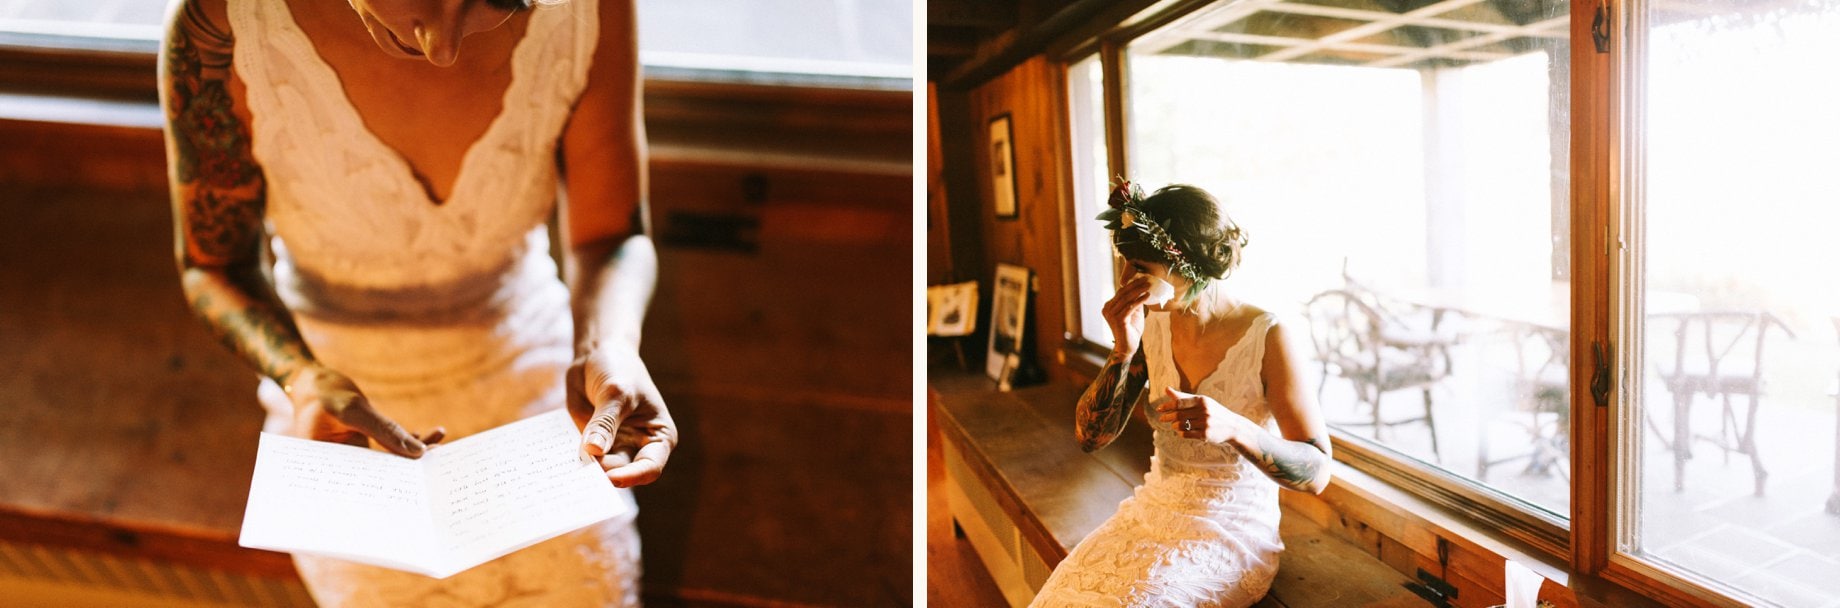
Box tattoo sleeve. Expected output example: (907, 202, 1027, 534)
(1074, 348, 1148, 453)
(1233, 430, 1332, 493)
(161, 0, 315, 384)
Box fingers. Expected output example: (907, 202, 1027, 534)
(1154, 387, 1201, 412)
(605, 439, 672, 488)
(1154, 387, 1211, 439)
(417, 427, 446, 446)
(1105, 277, 1153, 314)
(597, 451, 633, 472)
(581, 403, 621, 457)
(566, 362, 595, 428)
(338, 402, 426, 458)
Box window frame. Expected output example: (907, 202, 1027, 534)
(1054, 0, 1584, 567)
(1051, 2, 1786, 604)
(1591, 1, 1785, 605)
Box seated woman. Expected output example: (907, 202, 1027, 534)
(1031, 182, 1332, 608)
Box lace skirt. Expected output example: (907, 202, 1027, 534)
(253, 247, 642, 607)
(1029, 462, 1283, 608)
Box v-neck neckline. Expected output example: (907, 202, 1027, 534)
(1162, 311, 1264, 394)
(273, 0, 536, 208)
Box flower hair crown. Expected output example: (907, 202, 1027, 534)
(1095, 178, 1205, 285)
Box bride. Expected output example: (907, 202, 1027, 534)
(1031, 182, 1332, 607)
(160, 0, 670, 605)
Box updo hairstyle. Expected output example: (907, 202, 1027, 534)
(1111, 184, 1249, 282)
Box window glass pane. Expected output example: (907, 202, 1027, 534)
(1626, 1, 1840, 604)
(1117, 0, 1571, 516)
(637, 0, 912, 80)
(0, 1, 159, 41)
(0, 1, 913, 81)
(1068, 54, 1115, 349)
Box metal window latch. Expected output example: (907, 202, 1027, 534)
(1591, 341, 1613, 408)
(1592, 0, 1612, 53)
(1405, 568, 1458, 608)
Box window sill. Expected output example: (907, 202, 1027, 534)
(1299, 461, 1662, 608)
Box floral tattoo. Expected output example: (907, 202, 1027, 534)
(1075, 348, 1148, 452)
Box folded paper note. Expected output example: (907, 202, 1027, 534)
(239, 408, 628, 579)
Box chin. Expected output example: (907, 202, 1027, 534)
(369, 28, 429, 61)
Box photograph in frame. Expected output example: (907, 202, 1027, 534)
(986, 263, 1030, 380)
(927, 281, 979, 337)
(989, 114, 1018, 219)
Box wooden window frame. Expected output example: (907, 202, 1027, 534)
(1054, 0, 1581, 566)
(1051, 1, 1780, 605)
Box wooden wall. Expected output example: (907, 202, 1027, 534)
(932, 56, 1078, 384)
(0, 79, 910, 607)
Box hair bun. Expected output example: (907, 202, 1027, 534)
(1109, 184, 1246, 282)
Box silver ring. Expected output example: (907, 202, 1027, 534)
(1181, 419, 1192, 432)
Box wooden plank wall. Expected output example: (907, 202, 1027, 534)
(932, 57, 1075, 384)
(0, 79, 911, 607)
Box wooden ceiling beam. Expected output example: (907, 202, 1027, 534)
(1186, 30, 1514, 62)
(1132, 0, 1288, 55)
(1365, 13, 1567, 67)
(936, 0, 1161, 90)
(1255, 0, 1488, 62)
(928, 0, 1017, 30)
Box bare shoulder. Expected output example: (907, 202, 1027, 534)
(1225, 302, 1274, 330)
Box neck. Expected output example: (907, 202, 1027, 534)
(1169, 282, 1234, 325)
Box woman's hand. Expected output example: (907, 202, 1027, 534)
(1103, 275, 1153, 358)
(285, 365, 443, 458)
(1156, 387, 1251, 445)
(567, 344, 678, 488)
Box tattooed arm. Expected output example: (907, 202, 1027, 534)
(158, 0, 304, 383)
(159, 0, 433, 457)
(1074, 347, 1148, 453)
(1232, 322, 1332, 493)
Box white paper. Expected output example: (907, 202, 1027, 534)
(1504, 558, 1546, 608)
(1144, 276, 1176, 307)
(239, 409, 628, 578)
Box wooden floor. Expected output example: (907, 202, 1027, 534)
(926, 410, 1007, 607)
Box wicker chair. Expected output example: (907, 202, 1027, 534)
(1477, 321, 1569, 482)
(1304, 289, 1457, 462)
(1648, 310, 1792, 496)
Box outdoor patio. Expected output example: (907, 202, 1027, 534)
(1309, 323, 1840, 607)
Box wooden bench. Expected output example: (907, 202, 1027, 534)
(931, 371, 1419, 607)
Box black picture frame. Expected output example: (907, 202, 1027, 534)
(988, 113, 1019, 219)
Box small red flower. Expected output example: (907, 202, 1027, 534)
(1107, 181, 1134, 209)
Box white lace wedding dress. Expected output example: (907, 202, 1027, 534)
(1031, 311, 1285, 608)
(228, 0, 640, 605)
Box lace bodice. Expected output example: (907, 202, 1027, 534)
(1031, 309, 1285, 607)
(1143, 311, 1278, 478)
(230, 0, 596, 296)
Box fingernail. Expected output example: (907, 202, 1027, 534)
(586, 429, 611, 449)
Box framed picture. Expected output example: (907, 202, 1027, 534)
(986, 263, 1031, 380)
(926, 281, 978, 337)
(988, 114, 1018, 219)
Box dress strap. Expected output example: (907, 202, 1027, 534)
(1245, 313, 1277, 370)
